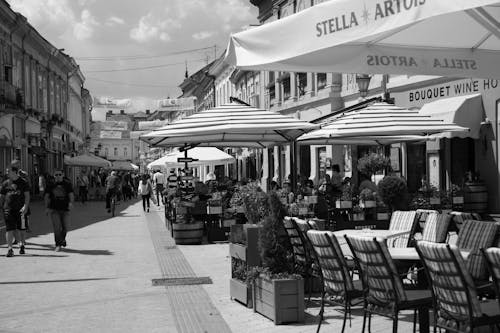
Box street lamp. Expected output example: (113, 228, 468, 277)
(356, 74, 372, 98)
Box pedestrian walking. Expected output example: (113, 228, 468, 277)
(138, 174, 153, 212)
(152, 169, 165, 206)
(11, 159, 31, 233)
(105, 171, 120, 213)
(0, 164, 30, 257)
(77, 170, 89, 204)
(45, 169, 74, 252)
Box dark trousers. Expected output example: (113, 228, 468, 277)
(155, 184, 164, 205)
(105, 188, 117, 209)
(50, 210, 69, 246)
(79, 186, 88, 203)
(142, 194, 150, 211)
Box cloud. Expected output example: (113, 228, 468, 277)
(73, 9, 99, 40)
(7, 0, 75, 28)
(77, 0, 96, 6)
(129, 13, 178, 43)
(105, 16, 125, 26)
(192, 31, 215, 40)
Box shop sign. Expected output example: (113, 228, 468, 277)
(100, 130, 122, 139)
(392, 78, 500, 107)
(177, 157, 199, 163)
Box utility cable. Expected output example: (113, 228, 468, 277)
(76, 45, 218, 61)
(85, 58, 205, 73)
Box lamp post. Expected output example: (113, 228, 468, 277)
(356, 74, 372, 99)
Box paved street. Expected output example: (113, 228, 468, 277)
(0, 200, 418, 333)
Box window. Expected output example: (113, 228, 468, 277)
(124, 147, 128, 157)
(282, 76, 291, 100)
(317, 73, 327, 90)
(297, 73, 307, 96)
(114, 147, 118, 156)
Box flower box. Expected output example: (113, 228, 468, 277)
(230, 278, 253, 308)
(335, 200, 352, 209)
(223, 219, 237, 228)
(207, 205, 223, 215)
(253, 277, 304, 324)
(304, 195, 318, 204)
(429, 197, 441, 205)
(352, 212, 365, 221)
(377, 212, 390, 220)
(452, 196, 464, 204)
(360, 200, 377, 208)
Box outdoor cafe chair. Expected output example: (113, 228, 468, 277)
(449, 211, 482, 231)
(283, 216, 320, 301)
(456, 220, 498, 284)
(483, 247, 500, 305)
(307, 230, 364, 333)
(387, 210, 419, 248)
(345, 235, 432, 333)
(416, 209, 439, 231)
(418, 213, 452, 243)
(416, 241, 500, 333)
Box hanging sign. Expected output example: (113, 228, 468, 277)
(177, 157, 199, 163)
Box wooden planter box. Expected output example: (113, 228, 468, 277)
(430, 197, 441, 205)
(452, 196, 464, 204)
(253, 277, 304, 325)
(335, 200, 352, 209)
(360, 200, 377, 208)
(352, 212, 365, 221)
(377, 212, 390, 221)
(230, 278, 253, 308)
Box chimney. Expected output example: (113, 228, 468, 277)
(146, 109, 150, 115)
(120, 110, 125, 115)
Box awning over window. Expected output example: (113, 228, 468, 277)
(419, 94, 485, 139)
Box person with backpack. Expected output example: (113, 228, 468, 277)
(137, 174, 153, 212)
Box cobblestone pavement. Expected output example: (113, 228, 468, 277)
(0, 200, 426, 332)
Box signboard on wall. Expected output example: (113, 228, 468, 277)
(100, 131, 122, 139)
(101, 121, 128, 131)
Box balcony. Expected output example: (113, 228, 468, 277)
(0, 81, 17, 108)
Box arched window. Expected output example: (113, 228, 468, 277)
(114, 147, 118, 156)
(124, 147, 128, 157)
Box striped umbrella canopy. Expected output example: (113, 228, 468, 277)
(141, 102, 319, 148)
(64, 154, 111, 168)
(147, 147, 235, 169)
(298, 102, 469, 144)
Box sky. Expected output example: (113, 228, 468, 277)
(6, 0, 258, 102)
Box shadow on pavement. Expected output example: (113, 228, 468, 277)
(0, 199, 140, 247)
(25, 241, 113, 256)
(0, 277, 116, 285)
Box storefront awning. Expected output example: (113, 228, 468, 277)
(419, 94, 485, 139)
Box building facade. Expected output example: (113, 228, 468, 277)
(0, 1, 90, 190)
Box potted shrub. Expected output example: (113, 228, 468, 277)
(171, 202, 204, 245)
(357, 152, 391, 177)
(359, 188, 377, 208)
(335, 183, 353, 209)
(352, 204, 365, 221)
(377, 176, 409, 212)
(249, 192, 304, 324)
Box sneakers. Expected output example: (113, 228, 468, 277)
(147, 208, 150, 212)
(62, 240, 67, 247)
(6, 249, 14, 257)
(54, 246, 61, 252)
(19, 245, 25, 255)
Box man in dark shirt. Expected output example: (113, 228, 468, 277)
(45, 169, 74, 251)
(105, 171, 120, 213)
(0, 165, 30, 257)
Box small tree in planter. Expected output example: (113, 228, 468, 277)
(248, 192, 304, 325)
(359, 188, 377, 208)
(377, 176, 409, 212)
(357, 152, 391, 177)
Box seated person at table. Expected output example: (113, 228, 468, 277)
(301, 179, 315, 196)
(283, 181, 295, 203)
(359, 173, 377, 193)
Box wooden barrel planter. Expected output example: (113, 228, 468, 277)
(463, 182, 488, 213)
(172, 221, 204, 245)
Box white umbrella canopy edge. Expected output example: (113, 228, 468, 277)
(225, 0, 500, 78)
(148, 147, 236, 169)
(64, 154, 111, 168)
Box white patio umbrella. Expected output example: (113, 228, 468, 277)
(148, 147, 235, 169)
(225, 0, 500, 78)
(298, 102, 469, 144)
(140, 102, 319, 148)
(110, 161, 139, 171)
(64, 154, 111, 168)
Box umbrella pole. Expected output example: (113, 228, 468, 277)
(290, 140, 298, 193)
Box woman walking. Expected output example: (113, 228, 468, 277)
(138, 174, 153, 212)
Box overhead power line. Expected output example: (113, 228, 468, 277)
(85, 58, 205, 73)
(75, 45, 218, 61)
(86, 76, 179, 88)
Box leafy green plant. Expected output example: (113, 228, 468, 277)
(357, 152, 391, 176)
(359, 188, 377, 201)
(377, 176, 409, 211)
(240, 182, 270, 224)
